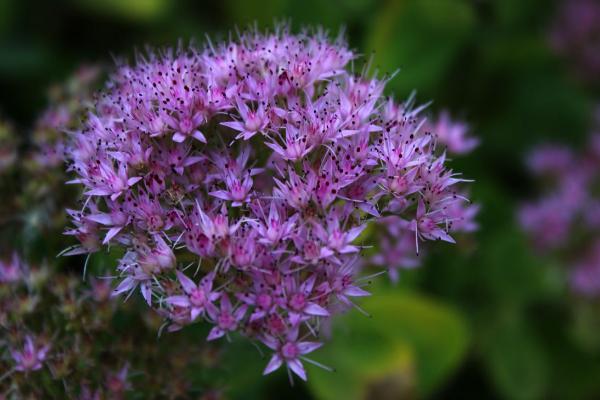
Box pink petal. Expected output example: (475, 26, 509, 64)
(176, 270, 197, 294)
(263, 354, 283, 375)
(304, 303, 330, 316)
(287, 359, 307, 381)
(85, 188, 111, 196)
(209, 190, 233, 201)
(263, 334, 281, 350)
(112, 277, 134, 297)
(192, 130, 207, 143)
(110, 192, 123, 201)
(103, 226, 123, 244)
(297, 341, 323, 355)
(207, 327, 225, 341)
(166, 295, 191, 307)
(343, 286, 371, 297)
(340, 245, 359, 254)
(87, 213, 113, 225)
(190, 307, 202, 321)
(141, 283, 152, 305)
(221, 121, 244, 132)
(234, 304, 248, 320)
(320, 247, 334, 258)
(289, 311, 302, 326)
(434, 229, 456, 243)
(172, 132, 186, 142)
(127, 176, 142, 186)
(346, 224, 366, 242)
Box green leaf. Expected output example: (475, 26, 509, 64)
(480, 312, 548, 400)
(224, 0, 373, 31)
(307, 290, 469, 400)
(71, 0, 171, 22)
(365, 0, 475, 96)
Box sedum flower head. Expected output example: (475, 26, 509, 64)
(64, 26, 473, 381)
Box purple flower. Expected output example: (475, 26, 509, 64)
(371, 232, 419, 283)
(209, 172, 254, 206)
(111, 252, 155, 305)
(63, 26, 475, 381)
(262, 325, 324, 382)
(313, 214, 365, 255)
(165, 111, 206, 143)
(250, 201, 298, 245)
(10, 335, 51, 372)
(327, 258, 371, 306)
(89, 278, 112, 302)
(519, 197, 574, 251)
(571, 241, 600, 297)
(520, 127, 600, 297)
(265, 123, 314, 161)
(426, 111, 479, 155)
(105, 364, 132, 395)
(411, 199, 456, 252)
(527, 144, 574, 177)
(166, 270, 219, 321)
(222, 98, 268, 140)
(281, 275, 329, 325)
(0, 253, 24, 284)
(206, 294, 247, 341)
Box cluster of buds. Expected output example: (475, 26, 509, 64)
(29, 65, 102, 169)
(64, 27, 474, 381)
(0, 67, 224, 398)
(549, 0, 600, 83)
(0, 253, 222, 398)
(519, 110, 600, 296)
(19, 65, 103, 237)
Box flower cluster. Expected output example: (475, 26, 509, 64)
(425, 110, 479, 155)
(29, 65, 102, 169)
(65, 27, 473, 381)
(0, 253, 222, 399)
(0, 67, 224, 399)
(370, 109, 479, 282)
(549, 0, 600, 82)
(519, 112, 600, 296)
(15, 65, 104, 239)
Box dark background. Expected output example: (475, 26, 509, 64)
(2, 0, 599, 399)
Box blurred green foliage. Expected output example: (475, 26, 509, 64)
(308, 290, 468, 400)
(2, 0, 600, 399)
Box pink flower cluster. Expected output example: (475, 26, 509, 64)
(0, 252, 213, 398)
(371, 109, 479, 282)
(519, 118, 600, 296)
(31, 65, 102, 169)
(65, 28, 472, 381)
(425, 110, 479, 155)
